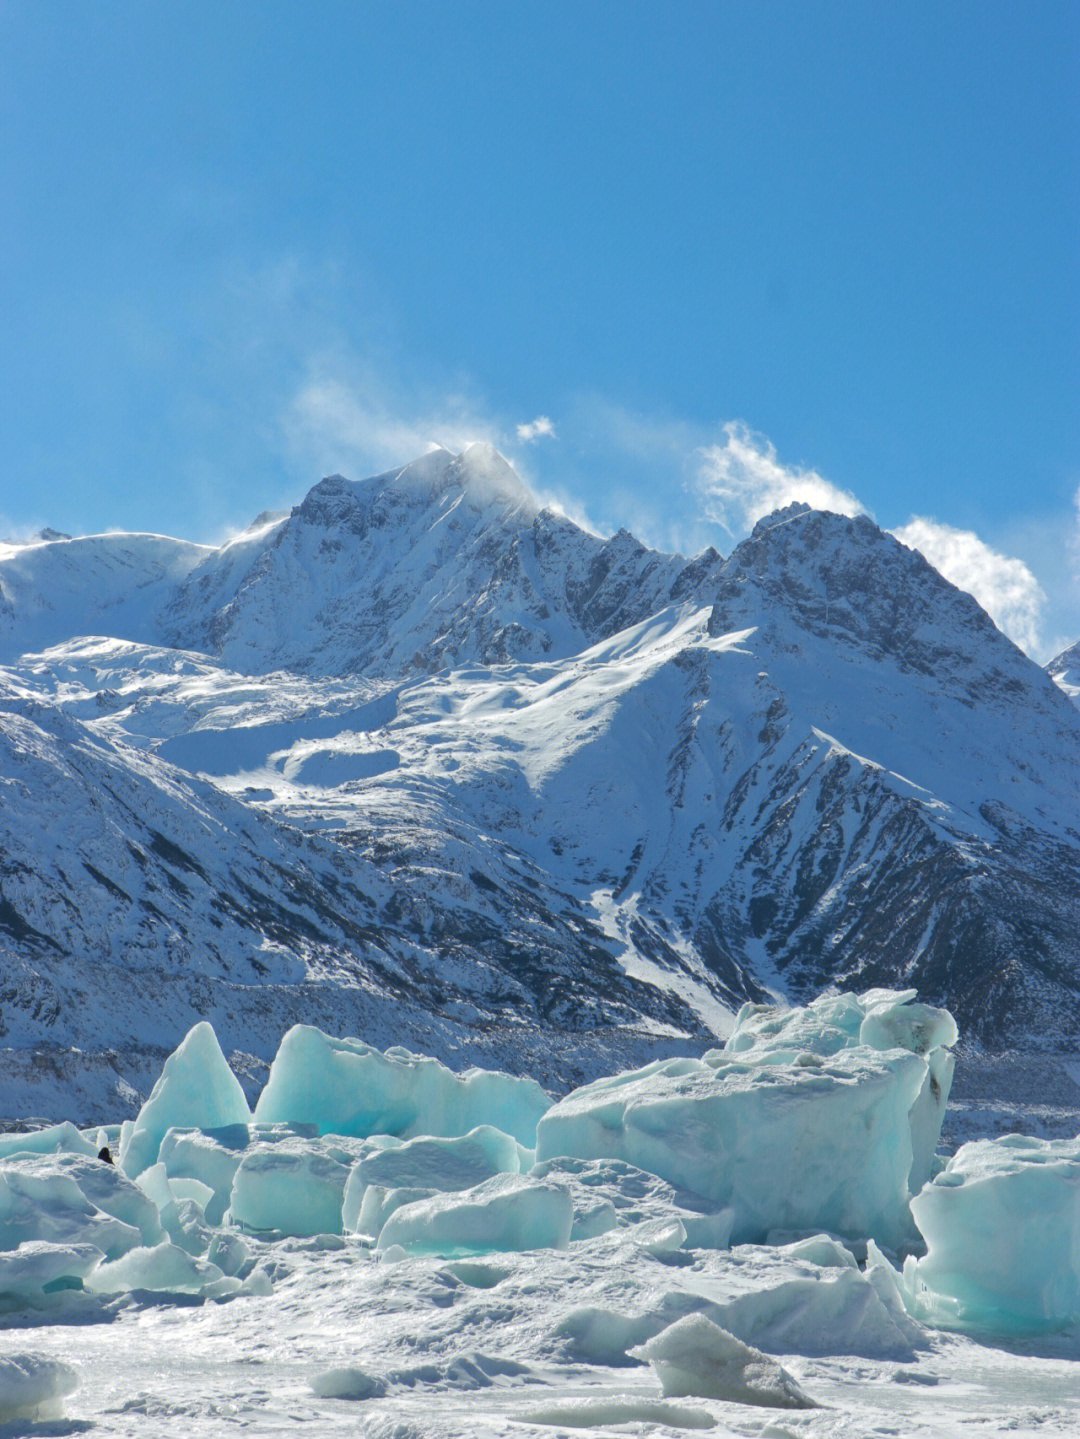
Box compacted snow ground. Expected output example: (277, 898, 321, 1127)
(4, 1238, 1080, 1438)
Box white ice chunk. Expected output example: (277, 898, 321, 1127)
(0, 1122, 97, 1161)
(553, 1305, 661, 1365)
(856, 988, 959, 1054)
(229, 1143, 352, 1237)
(721, 991, 867, 1058)
(157, 1122, 315, 1225)
(909, 1133, 1080, 1332)
(310, 1366, 386, 1400)
(206, 1230, 250, 1277)
(54, 1153, 164, 1246)
(119, 1023, 251, 1178)
(553, 1240, 919, 1367)
(569, 1196, 618, 1241)
(342, 1126, 521, 1236)
(87, 1241, 230, 1296)
(519, 1397, 715, 1429)
(376, 1174, 573, 1257)
(628, 1313, 817, 1408)
(168, 1176, 214, 1210)
(711, 1250, 921, 1360)
(136, 1163, 216, 1255)
(535, 1045, 929, 1248)
(340, 1165, 367, 1234)
(776, 1234, 858, 1269)
(864, 1239, 926, 1349)
(721, 990, 956, 1197)
(352, 1185, 434, 1241)
(0, 1154, 158, 1258)
(632, 1216, 687, 1255)
(134, 1162, 174, 1213)
(906, 1046, 957, 1192)
(530, 1156, 730, 1249)
(254, 1025, 550, 1147)
(0, 1241, 103, 1297)
(160, 1197, 214, 1257)
(353, 1125, 520, 1194)
(0, 1354, 79, 1424)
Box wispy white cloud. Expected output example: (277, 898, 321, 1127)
(892, 516, 1047, 656)
(574, 397, 704, 466)
(283, 363, 504, 478)
(0, 515, 46, 548)
(516, 415, 556, 443)
(568, 402, 864, 551)
(696, 422, 864, 537)
(579, 399, 1068, 658)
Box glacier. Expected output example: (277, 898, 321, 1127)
(534, 989, 955, 1248)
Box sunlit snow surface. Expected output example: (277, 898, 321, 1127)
(5, 1230, 1080, 1436)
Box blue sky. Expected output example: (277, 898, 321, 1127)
(2, 1, 1078, 657)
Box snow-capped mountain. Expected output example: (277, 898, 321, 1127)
(4, 448, 1080, 1120)
(158, 443, 709, 676)
(1049, 640, 1080, 703)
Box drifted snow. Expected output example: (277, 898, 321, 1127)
(0, 1353, 79, 1424)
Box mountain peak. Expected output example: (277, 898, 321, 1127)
(748, 501, 814, 537)
(715, 503, 1034, 689)
(447, 442, 536, 512)
(308, 444, 538, 519)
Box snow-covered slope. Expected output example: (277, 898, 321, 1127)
(0, 531, 209, 662)
(1048, 639, 1080, 703)
(0, 669, 710, 1119)
(158, 443, 703, 676)
(5, 451, 1080, 1119)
